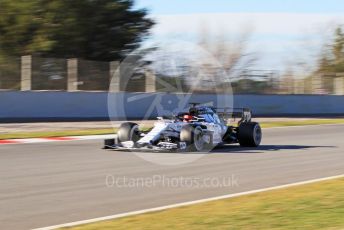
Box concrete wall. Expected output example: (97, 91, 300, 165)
(0, 91, 108, 121)
(1, 91, 344, 122)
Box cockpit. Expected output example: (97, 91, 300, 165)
(176, 106, 223, 124)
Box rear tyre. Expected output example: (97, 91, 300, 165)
(180, 125, 205, 152)
(117, 122, 140, 143)
(238, 122, 262, 147)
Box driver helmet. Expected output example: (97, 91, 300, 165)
(183, 114, 193, 122)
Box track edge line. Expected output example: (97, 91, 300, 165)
(33, 173, 344, 230)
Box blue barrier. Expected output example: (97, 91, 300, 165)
(0, 91, 343, 122)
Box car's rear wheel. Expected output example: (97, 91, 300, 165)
(238, 122, 262, 147)
(180, 125, 206, 151)
(117, 122, 140, 143)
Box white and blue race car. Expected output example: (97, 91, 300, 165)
(104, 104, 262, 152)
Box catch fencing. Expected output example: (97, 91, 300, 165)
(0, 55, 344, 95)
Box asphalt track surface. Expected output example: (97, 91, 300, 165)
(1, 125, 344, 230)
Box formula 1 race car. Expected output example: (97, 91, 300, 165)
(104, 103, 262, 152)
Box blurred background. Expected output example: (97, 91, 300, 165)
(1, 0, 344, 95)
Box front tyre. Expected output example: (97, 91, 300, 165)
(238, 122, 262, 147)
(117, 122, 140, 143)
(180, 125, 205, 152)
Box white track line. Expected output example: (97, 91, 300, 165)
(33, 174, 344, 230)
(0, 134, 116, 145)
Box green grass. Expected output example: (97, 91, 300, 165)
(62, 177, 344, 230)
(1, 119, 344, 140)
(260, 119, 344, 128)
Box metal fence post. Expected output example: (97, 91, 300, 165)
(293, 79, 305, 94)
(145, 69, 156, 92)
(109, 61, 120, 91)
(67, 58, 78, 91)
(311, 75, 322, 94)
(293, 79, 298, 94)
(334, 76, 344, 95)
(21, 55, 32, 91)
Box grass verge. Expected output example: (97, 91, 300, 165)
(1, 119, 344, 140)
(260, 119, 344, 128)
(63, 177, 344, 230)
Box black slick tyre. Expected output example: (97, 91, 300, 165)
(117, 122, 140, 143)
(180, 125, 205, 152)
(238, 122, 262, 147)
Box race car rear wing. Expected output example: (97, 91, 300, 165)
(214, 107, 252, 124)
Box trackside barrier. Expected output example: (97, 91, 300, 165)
(0, 91, 344, 122)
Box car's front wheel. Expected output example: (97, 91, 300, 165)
(180, 125, 206, 152)
(117, 122, 140, 143)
